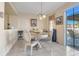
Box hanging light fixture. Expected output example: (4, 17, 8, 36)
(38, 2, 46, 20)
(42, 14, 46, 18)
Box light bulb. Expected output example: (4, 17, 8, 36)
(43, 15, 46, 18)
(39, 16, 42, 20)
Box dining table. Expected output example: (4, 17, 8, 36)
(30, 31, 41, 41)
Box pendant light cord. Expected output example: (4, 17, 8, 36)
(41, 1, 42, 15)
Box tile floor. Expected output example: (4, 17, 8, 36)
(6, 39, 79, 56)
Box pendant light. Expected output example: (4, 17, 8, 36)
(38, 2, 46, 20)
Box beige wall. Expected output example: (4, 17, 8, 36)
(0, 3, 18, 56)
(4, 14, 9, 29)
(0, 3, 5, 55)
(54, 2, 79, 45)
(0, 3, 4, 30)
(8, 14, 48, 31)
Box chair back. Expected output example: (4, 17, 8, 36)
(24, 30, 31, 44)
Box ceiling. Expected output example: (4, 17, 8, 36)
(11, 2, 66, 15)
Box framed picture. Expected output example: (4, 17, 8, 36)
(31, 19, 37, 27)
(56, 16, 63, 25)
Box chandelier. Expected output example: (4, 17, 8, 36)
(38, 2, 46, 20)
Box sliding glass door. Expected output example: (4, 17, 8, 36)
(66, 6, 79, 49)
(66, 7, 74, 47)
(74, 6, 79, 49)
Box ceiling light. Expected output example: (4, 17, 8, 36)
(37, 2, 46, 20)
(43, 14, 46, 18)
(39, 16, 42, 20)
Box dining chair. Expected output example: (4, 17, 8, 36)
(23, 30, 41, 56)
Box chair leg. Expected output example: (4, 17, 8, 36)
(31, 46, 33, 56)
(37, 42, 42, 48)
(25, 44, 32, 56)
(25, 44, 26, 52)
